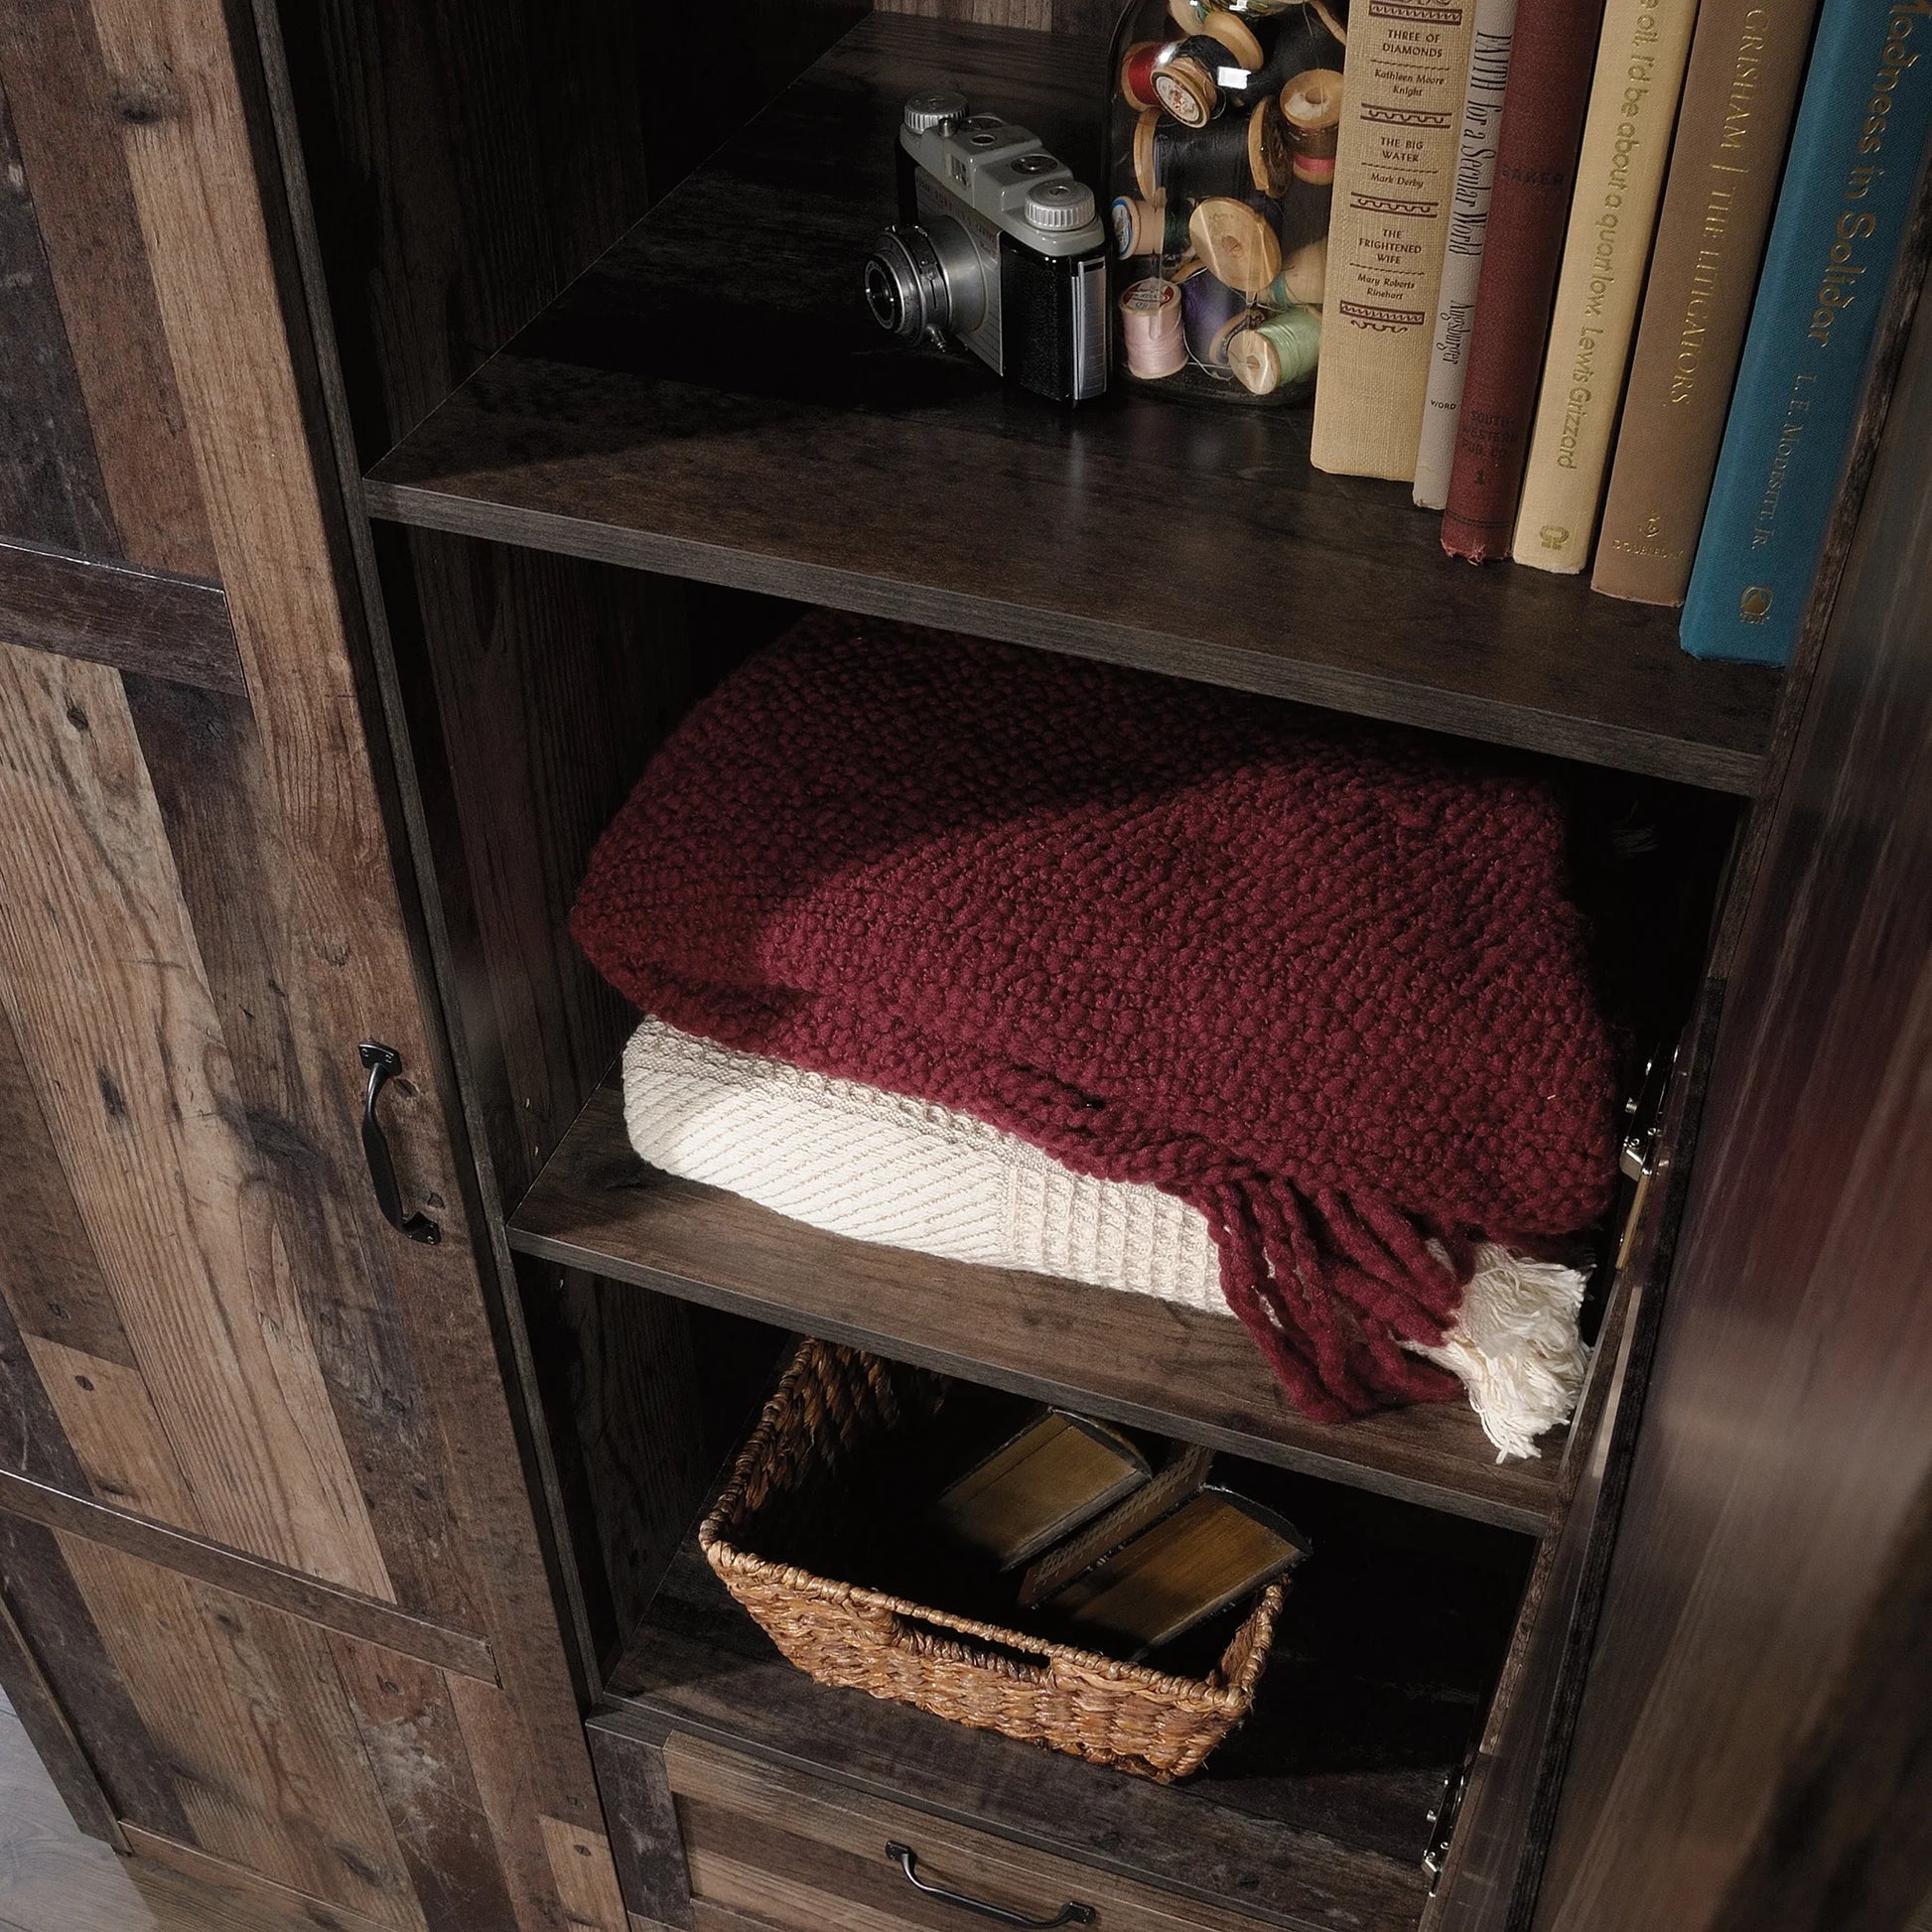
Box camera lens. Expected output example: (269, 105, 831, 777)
(863, 225, 956, 341)
(864, 258, 906, 335)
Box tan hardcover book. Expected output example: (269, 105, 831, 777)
(932, 1410, 1151, 1573)
(1042, 1487, 1309, 1659)
(1509, 0, 1702, 574)
(1016, 1442, 1214, 1608)
(1591, 0, 1824, 605)
(1311, 0, 1481, 482)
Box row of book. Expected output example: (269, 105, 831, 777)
(1307, 0, 1932, 666)
(930, 1400, 1305, 1661)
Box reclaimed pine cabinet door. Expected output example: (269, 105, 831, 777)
(0, 3, 621, 1925)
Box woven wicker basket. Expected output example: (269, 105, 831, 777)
(699, 1339, 1284, 1781)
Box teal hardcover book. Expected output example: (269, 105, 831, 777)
(1681, 0, 1932, 663)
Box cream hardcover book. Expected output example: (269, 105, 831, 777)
(1311, 0, 1480, 482)
(1509, 0, 1702, 573)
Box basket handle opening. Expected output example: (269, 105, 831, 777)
(878, 1606, 1059, 1681)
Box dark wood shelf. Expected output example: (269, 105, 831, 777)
(592, 1469, 1534, 1932)
(509, 1080, 1564, 1534)
(365, 13, 1779, 795)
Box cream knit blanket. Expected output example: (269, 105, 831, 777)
(621, 1017, 1588, 1460)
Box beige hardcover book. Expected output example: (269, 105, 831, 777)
(1043, 1487, 1308, 1658)
(1509, 0, 1703, 574)
(1591, 0, 1823, 605)
(932, 1410, 1151, 1573)
(1311, 0, 1480, 482)
(1016, 1442, 1214, 1608)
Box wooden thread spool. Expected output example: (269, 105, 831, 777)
(1112, 195, 1192, 259)
(1147, 115, 1253, 204)
(1281, 68, 1343, 184)
(1118, 40, 1167, 111)
(1227, 303, 1322, 394)
(1179, 267, 1251, 372)
(1168, 0, 1211, 29)
(1133, 107, 1163, 202)
(1187, 196, 1282, 299)
(1151, 34, 1241, 126)
(1153, 12, 1297, 128)
(1120, 276, 1187, 379)
(1262, 229, 1326, 308)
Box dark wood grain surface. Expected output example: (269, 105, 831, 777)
(1528, 213, 1932, 1932)
(366, 14, 1780, 795)
(0, 69, 119, 559)
(0, 1572, 122, 1849)
(512, 1080, 1562, 1533)
(0, 3, 215, 578)
(0, 539, 242, 691)
(0, 1514, 194, 1845)
(665, 1732, 1305, 1932)
(0, 2, 638, 1922)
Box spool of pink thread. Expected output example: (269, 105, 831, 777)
(1119, 277, 1186, 379)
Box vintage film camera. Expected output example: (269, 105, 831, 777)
(865, 92, 1109, 403)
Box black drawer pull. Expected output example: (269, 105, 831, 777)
(885, 1842, 1094, 1928)
(358, 1042, 441, 1245)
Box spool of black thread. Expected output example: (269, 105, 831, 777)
(1149, 115, 1253, 204)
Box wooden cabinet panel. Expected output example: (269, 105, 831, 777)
(56, 1535, 425, 1928)
(0, 0, 214, 578)
(0, 1510, 631, 1932)
(0, 0, 625, 1924)
(0, 641, 393, 1595)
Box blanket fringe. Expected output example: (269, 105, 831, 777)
(1411, 1243, 1588, 1461)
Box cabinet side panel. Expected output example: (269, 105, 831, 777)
(1532, 217, 1932, 1932)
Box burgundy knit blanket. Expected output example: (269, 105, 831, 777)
(573, 617, 1618, 1424)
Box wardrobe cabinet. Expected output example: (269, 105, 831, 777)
(0, 2, 1927, 1930)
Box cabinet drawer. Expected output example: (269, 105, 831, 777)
(663, 1732, 1269, 1932)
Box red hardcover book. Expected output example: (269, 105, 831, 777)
(1440, 0, 1607, 562)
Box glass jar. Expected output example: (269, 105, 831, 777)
(1107, 0, 1345, 404)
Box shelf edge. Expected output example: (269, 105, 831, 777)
(508, 1220, 1554, 1537)
(363, 476, 1765, 798)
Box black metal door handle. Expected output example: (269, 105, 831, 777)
(358, 1042, 440, 1245)
(885, 1844, 1094, 1928)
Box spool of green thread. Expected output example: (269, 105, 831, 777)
(1227, 303, 1320, 396)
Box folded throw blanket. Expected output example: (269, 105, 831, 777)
(622, 1016, 1588, 1459)
(573, 617, 1619, 1425)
